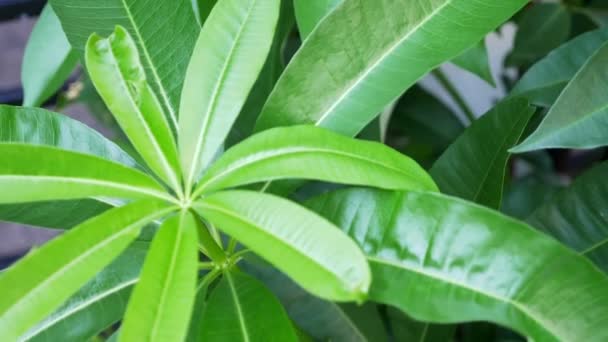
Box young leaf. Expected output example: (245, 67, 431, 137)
(23, 242, 148, 341)
(506, 3, 571, 67)
(512, 41, 608, 152)
(51, 0, 199, 129)
(21, 4, 78, 107)
(199, 271, 298, 342)
(452, 40, 495, 86)
(306, 188, 608, 341)
(0, 200, 173, 340)
(193, 190, 371, 302)
(179, 0, 281, 190)
(528, 161, 608, 273)
(0, 144, 173, 204)
(430, 98, 535, 209)
(255, 0, 528, 136)
(195, 126, 437, 196)
(510, 27, 608, 106)
(120, 211, 198, 342)
(86, 26, 182, 193)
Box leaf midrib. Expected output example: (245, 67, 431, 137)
(226, 272, 251, 342)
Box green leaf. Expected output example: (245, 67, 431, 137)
(430, 98, 535, 209)
(85, 26, 182, 193)
(199, 270, 298, 342)
(512, 41, 608, 152)
(0, 144, 173, 204)
(255, 0, 528, 136)
(120, 210, 198, 342)
(21, 4, 78, 107)
(511, 27, 608, 106)
(528, 161, 608, 274)
(388, 308, 455, 342)
(0, 200, 111, 230)
(194, 190, 370, 302)
(191, 0, 217, 26)
(0, 200, 173, 340)
(506, 3, 572, 67)
(243, 258, 386, 342)
(293, 0, 341, 39)
(306, 188, 608, 341)
(452, 40, 495, 86)
(501, 174, 562, 220)
(23, 242, 148, 341)
(178, 0, 281, 189)
(195, 126, 437, 196)
(51, 0, 199, 129)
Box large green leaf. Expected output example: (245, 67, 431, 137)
(21, 4, 78, 107)
(194, 190, 370, 302)
(0, 144, 173, 204)
(178, 0, 281, 189)
(430, 98, 535, 209)
(528, 161, 608, 274)
(452, 40, 495, 86)
(86, 26, 182, 193)
(506, 3, 571, 67)
(51, 0, 199, 129)
(199, 270, 298, 342)
(255, 0, 527, 136)
(120, 210, 198, 342)
(195, 126, 437, 196)
(306, 188, 608, 341)
(0, 200, 173, 340)
(510, 27, 608, 106)
(23, 242, 148, 341)
(512, 41, 608, 152)
(293, 0, 340, 39)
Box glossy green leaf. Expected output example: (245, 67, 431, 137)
(120, 211, 198, 342)
(306, 188, 608, 341)
(51, 0, 199, 129)
(86, 26, 182, 193)
(243, 258, 386, 342)
(511, 27, 608, 106)
(430, 98, 535, 208)
(0, 200, 173, 340)
(452, 40, 495, 86)
(179, 0, 281, 189)
(195, 126, 437, 196)
(194, 190, 370, 302)
(388, 308, 455, 342)
(0, 144, 173, 204)
(23, 242, 148, 341)
(506, 3, 572, 67)
(293, 0, 340, 39)
(512, 41, 608, 152)
(255, 0, 527, 136)
(21, 4, 78, 107)
(199, 270, 298, 342)
(528, 161, 608, 273)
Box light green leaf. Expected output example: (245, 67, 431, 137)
(430, 98, 535, 209)
(23, 242, 148, 341)
(293, 0, 340, 39)
(199, 270, 298, 342)
(0, 200, 173, 340)
(510, 27, 608, 106)
(512, 41, 608, 152)
(86, 26, 182, 194)
(120, 211, 198, 342)
(178, 0, 281, 189)
(506, 3, 572, 67)
(21, 4, 78, 107)
(528, 161, 608, 274)
(0, 144, 173, 204)
(255, 0, 527, 136)
(51, 0, 199, 129)
(306, 188, 608, 341)
(452, 40, 495, 86)
(195, 126, 437, 196)
(194, 190, 370, 302)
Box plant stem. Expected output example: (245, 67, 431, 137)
(195, 217, 227, 264)
(198, 261, 215, 270)
(432, 68, 476, 124)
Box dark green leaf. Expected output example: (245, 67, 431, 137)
(388, 308, 455, 342)
(452, 40, 495, 86)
